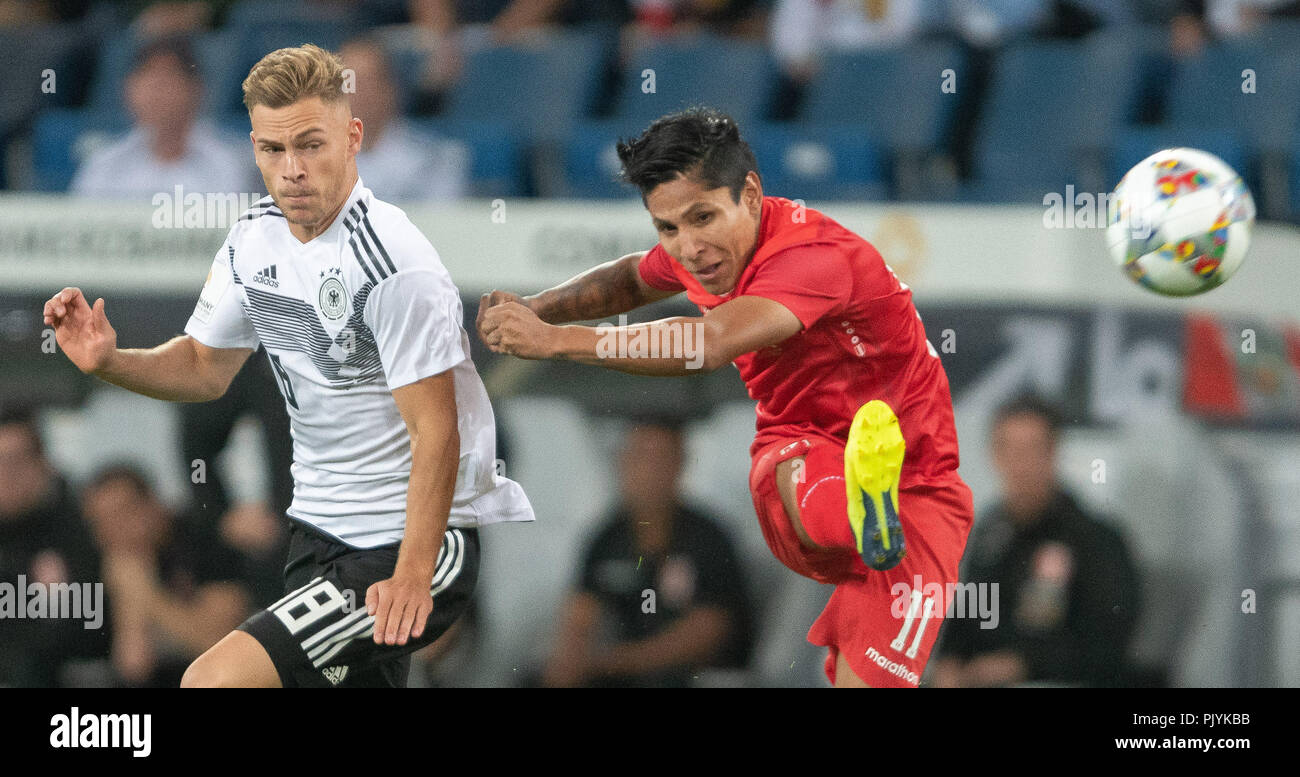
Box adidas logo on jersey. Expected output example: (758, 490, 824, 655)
(252, 265, 280, 288)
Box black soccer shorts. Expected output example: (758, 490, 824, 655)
(238, 520, 479, 688)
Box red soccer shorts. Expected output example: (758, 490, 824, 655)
(749, 436, 974, 687)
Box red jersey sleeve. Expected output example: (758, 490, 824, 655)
(637, 245, 687, 292)
(741, 244, 852, 329)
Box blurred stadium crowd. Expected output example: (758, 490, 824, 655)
(3, 0, 1300, 214)
(2, 395, 1150, 687)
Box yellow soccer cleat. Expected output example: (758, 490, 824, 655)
(845, 399, 907, 571)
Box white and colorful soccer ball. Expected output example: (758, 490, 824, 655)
(1107, 147, 1255, 296)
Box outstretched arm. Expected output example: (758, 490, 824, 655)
(480, 251, 679, 326)
(479, 294, 804, 376)
(42, 286, 252, 402)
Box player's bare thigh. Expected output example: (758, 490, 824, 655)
(181, 630, 281, 688)
(774, 455, 828, 551)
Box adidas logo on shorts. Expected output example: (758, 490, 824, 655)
(253, 264, 280, 288)
(322, 665, 349, 686)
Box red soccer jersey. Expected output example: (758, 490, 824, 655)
(638, 196, 961, 488)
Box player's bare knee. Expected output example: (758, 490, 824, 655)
(181, 639, 264, 688)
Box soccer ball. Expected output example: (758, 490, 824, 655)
(1107, 147, 1255, 296)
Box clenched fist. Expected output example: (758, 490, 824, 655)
(476, 294, 557, 360)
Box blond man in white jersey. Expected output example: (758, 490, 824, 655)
(42, 44, 533, 688)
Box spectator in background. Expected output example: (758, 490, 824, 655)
(1045, 0, 1136, 37)
(1202, 0, 1300, 34)
(1169, 1, 1210, 55)
(767, 0, 928, 118)
(179, 361, 293, 610)
(129, 1, 216, 38)
(0, 0, 99, 189)
(622, 0, 767, 36)
(541, 418, 755, 687)
(341, 36, 470, 201)
(403, 0, 549, 113)
(69, 35, 253, 197)
(1168, 1, 1300, 57)
(82, 465, 252, 687)
(929, 394, 1140, 687)
(0, 0, 92, 25)
(403, 0, 767, 118)
(122, 0, 405, 34)
(412, 0, 553, 40)
(0, 406, 108, 687)
(948, 0, 1051, 48)
(770, 0, 927, 83)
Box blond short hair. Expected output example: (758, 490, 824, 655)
(242, 43, 347, 112)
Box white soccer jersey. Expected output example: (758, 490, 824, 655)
(185, 178, 534, 547)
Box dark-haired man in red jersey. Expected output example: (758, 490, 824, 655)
(478, 108, 973, 687)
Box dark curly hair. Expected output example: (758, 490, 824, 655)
(993, 393, 1065, 441)
(616, 107, 759, 202)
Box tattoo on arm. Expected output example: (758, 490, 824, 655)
(527, 253, 660, 324)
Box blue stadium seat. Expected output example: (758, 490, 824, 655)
(969, 33, 1146, 201)
(224, 0, 357, 28)
(196, 30, 245, 114)
(558, 120, 886, 201)
(0, 24, 88, 128)
(377, 37, 431, 116)
(559, 120, 642, 199)
(799, 42, 965, 156)
(1165, 39, 1300, 155)
(442, 31, 609, 145)
(746, 122, 886, 201)
(31, 108, 129, 192)
(218, 114, 255, 149)
(1231, 19, 1300, 52)
(611, 35, 777, 128)
(86, 30, 138, 116)
(414, 119, 527, 197)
